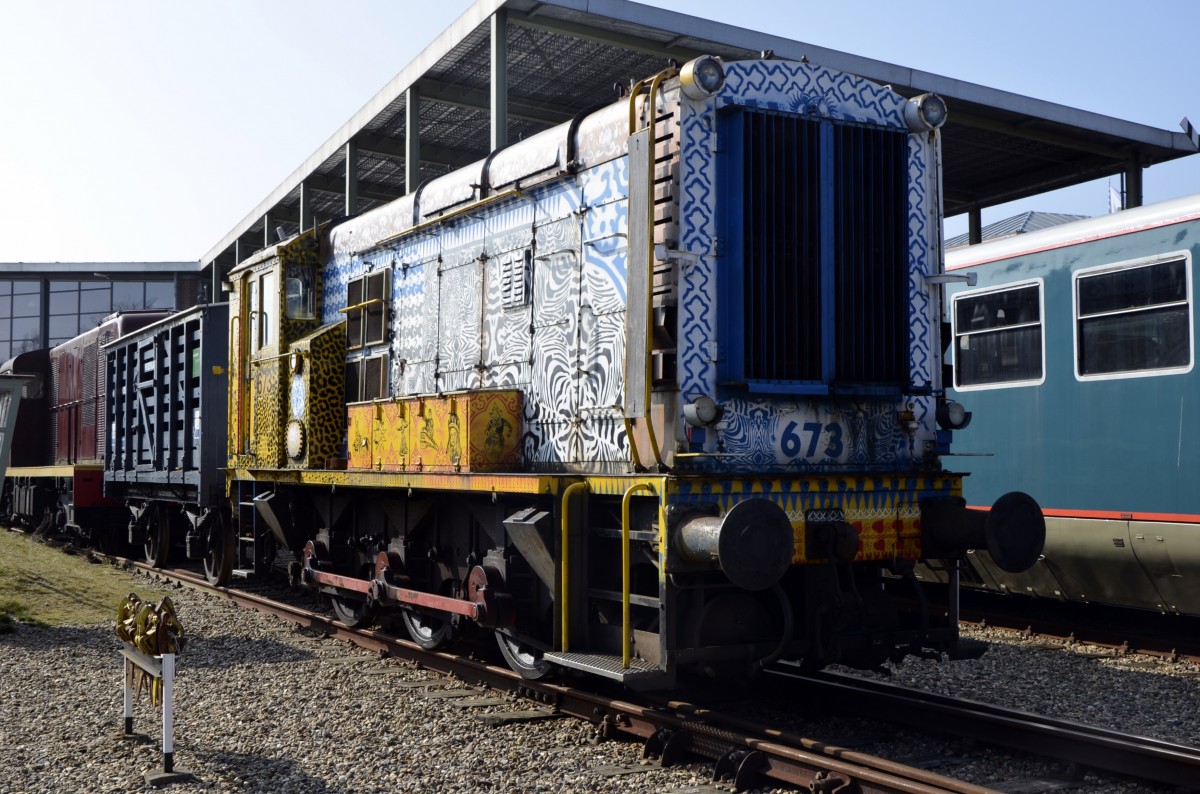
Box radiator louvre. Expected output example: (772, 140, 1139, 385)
(738, 110, 909, 389)
(833, 124, 908, 384)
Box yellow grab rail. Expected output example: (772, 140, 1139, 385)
(620, 482, 656, 667)
(559, 482, 589, 652)
(623, 69, 677, 471)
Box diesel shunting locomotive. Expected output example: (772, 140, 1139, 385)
(4, 56, 1044, 688)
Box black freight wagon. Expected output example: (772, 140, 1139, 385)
(104, 303, 234, 583)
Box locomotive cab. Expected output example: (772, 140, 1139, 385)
(228, 228, 344, 473)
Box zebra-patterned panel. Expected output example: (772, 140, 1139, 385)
(527, 215, 581, 464)
(437, 247, 483, 393)
(482, 250, 534, 372)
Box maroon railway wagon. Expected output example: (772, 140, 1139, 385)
(1, 310, 169, 546)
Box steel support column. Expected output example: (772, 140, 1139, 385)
(345, 140, 359, 216)
(490, 9, 508, 151)
(299, 182, 313, 232)
(262, 212, 271, 249)
(968, 207, 982, 245)
(405, 86, 420, 194)
(1125, 161, 1143, 208)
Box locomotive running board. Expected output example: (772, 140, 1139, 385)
(543, 652, 667, 687)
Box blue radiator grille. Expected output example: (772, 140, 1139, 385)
(737, 110, 909, 391)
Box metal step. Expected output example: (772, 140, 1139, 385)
(587, 588, 660, 609)
(543, 652, 666, 685)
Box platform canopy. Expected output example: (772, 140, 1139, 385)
(201, 0, 1196, 282)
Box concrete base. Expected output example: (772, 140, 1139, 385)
(144, 768, 196, 788)
(113, 731, 151, 744)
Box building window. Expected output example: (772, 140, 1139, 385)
(0, 276, 178, 360)
(1075, 255, 1192, 379)
(345, 269, 390, 350)
(953, 281, 1044, 389)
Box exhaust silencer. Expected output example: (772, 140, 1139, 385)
(676, 498, 795, 591)
(920, 491, 1046, 573)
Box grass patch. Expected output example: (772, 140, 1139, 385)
(0, 529, 165, 630)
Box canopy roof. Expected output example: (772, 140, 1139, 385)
(203, 0, 1197, 273)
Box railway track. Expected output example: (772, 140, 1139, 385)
(125, 558, 1200, 793)
(950, 587, 1200, 663)
(778, 669, 1200, 789)
(133, 560, 990, 793)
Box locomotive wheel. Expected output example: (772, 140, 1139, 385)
(495, 631, 552, 680)
(202, 511, 236, 587)
(401, 609, 455, 650)
(330, 595, 376, 629)
(144, 503, 171, 568)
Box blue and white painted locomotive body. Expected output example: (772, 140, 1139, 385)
(324, 58, 948, 476)
(220, 57, 1041, 687)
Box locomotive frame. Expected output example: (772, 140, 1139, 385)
(212, 56, 1041, 687)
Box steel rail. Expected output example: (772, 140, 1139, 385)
(790, 669, 1200, 788)
(916, 584, 1200, 663)
(131, 562, 993, 793)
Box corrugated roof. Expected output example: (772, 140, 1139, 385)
(945, 211, 1089, 250)
(200, 0, 1197, 279)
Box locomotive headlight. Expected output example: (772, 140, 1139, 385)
(680, 55, 726, 100)
(683, 395, 724, 428)
(936, 400, 972, 430)
(904, 92, 948, 132)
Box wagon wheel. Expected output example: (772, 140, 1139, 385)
(402, 609, 456, 650)
(495, 630, 552, 680)
(143, 503, 171, 568)
(330, 594, 376, 628)
(201, 509, 236, 587)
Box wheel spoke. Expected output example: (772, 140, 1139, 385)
(402, 610, 454, 650)
(496, 631, 552, 680)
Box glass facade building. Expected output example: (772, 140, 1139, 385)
(0, 264, 199, 362)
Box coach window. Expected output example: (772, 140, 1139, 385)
(345, 268, 390, 350)
(952, 281, 1044, 389)
(1075, 255, 1192, 379)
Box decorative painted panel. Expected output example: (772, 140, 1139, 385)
(347, 390, 521, 473)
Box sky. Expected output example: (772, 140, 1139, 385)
(1, 0, 1197, 264)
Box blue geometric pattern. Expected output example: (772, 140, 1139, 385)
(676, 60, 940, 472)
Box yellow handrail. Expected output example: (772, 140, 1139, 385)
(624, 69, 677, 471)
(374, 188, 523, 248)
(336, 297, 385, 314)
(559, 481, 589, 652)
(620, 482, 656, 667)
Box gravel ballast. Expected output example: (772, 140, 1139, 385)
(2, 567, 1197, 793)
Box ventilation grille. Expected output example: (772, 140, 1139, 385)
(738, 110, 909, 388)
(741, 112, 822, 382)
(833, 124, 908, 384)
